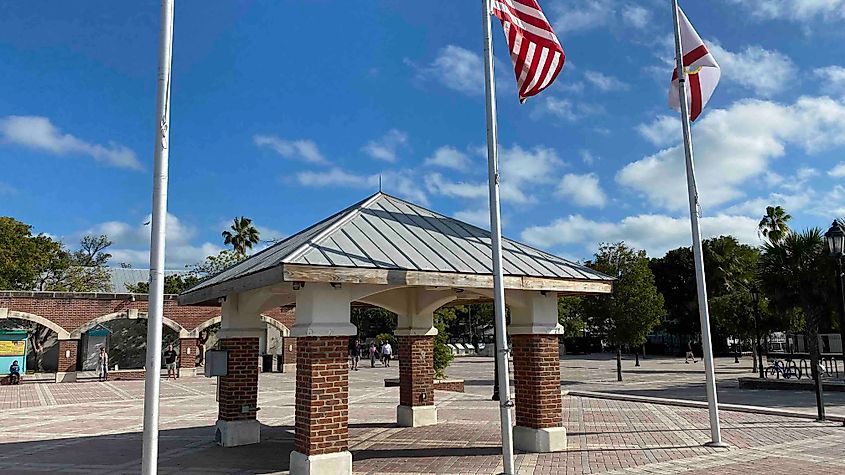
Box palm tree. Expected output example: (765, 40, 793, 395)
(222, 216, 260, 256)
(758, 228, 834, 419)
(757, 206, 792, 244)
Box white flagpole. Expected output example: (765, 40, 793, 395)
(671, 0, 725, 447)
(142, 1, 175, 473)
(482, 0, 516, 472)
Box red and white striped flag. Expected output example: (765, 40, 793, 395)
(492, 0, 565, 103)
(669, 7, 720, 122)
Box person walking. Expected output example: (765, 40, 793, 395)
(685, 341, 697, 364)
(164, 344, 178, 379)
(369, 342, 377, 368)
(350, 339, 360, 371)
(98, 347, 109, 381)
(381, 340, 393, 367)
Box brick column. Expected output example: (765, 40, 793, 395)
(280, 336, 297, 371)
(397, 335, 436, 427)
(179, 337, 197, 370)
(294, 336, 349, 457)
(511, 334, 565, 452)
(56, 339, 79, 383)
(214, 337, 260, 447)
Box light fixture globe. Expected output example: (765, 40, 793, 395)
(824, 221, 845, 257)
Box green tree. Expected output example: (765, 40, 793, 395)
(433, 308, 455, 379)
(350, 307, 397, 338)
(583, 243, 665, 381)
(0, 217, 66, 291)
(650, 247, 699, 339)
(558, 296, 585, 337)
(125, 274, 202, 294)
(759, 229, 834, 393)
(757, 206, 791, 244)
(41, 235, 114, 292)
(222, 216, 260, 256)
(190, 250, 245, 277)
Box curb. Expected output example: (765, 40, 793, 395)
(564, 389, 845, 423)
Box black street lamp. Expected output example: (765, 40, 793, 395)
(750, 286, 764, 379)
(824, 221, 845, 426)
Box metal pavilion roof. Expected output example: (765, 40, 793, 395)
(179, 192, 612, 305)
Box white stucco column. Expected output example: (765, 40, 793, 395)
(290, 283, 355, 475)
(507, 291, 567, 453)
(215, 292, 264, 448)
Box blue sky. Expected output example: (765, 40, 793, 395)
(2, 0, 845, 268)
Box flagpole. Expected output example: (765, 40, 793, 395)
(671, 0, 725, 448)
(142, 1, 175, 473)
(482, 0, 516, 472)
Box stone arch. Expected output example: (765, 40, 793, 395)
(261, 315, 290, 336)
(188, 315, 288, 338)
(69, 311, 189, 339)
(1, 310, 70, 340)
(190, 316, 221, 338)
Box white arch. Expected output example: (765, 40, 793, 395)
(0, 309, 70, 340)
(187, 315, 289, 338)
(69, 311, 189, 339)
(261, 315, 290, 336)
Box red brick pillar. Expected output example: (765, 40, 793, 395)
(179, 337, 197, 370)
(56, 339, 79, 383)
(511, 334, 565, 452)
(214, 337, 260, 447)
(293, 336, 349, 457)
(396, 335, 437, 427)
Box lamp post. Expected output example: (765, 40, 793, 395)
(824, 221, 845, 426)
(750, 286, 764, 379)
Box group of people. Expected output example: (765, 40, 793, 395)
(95, 343, 179, 382)
(349, 339, 392, 371)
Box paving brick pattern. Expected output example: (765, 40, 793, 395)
(0, 357, 843, 474)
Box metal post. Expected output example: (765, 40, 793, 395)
(481, 0, 515, 472)
(836, 258, 845, 425)
(671, 0, 725, 447)
(141, 1, 175, 473)
(754, 301, 764, 379)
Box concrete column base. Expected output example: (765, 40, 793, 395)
(513, 426, 567, 453)
(396, 404, 437, 427)
(55, 372, 77, 383)
(214, 419, 260, 447)
(290, 450, 352, 475)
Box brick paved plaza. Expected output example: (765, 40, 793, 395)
(1, 356, 843, 474)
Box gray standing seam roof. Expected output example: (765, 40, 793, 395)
(182, 192, 611, 297)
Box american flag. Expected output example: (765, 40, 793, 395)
(492, 0, 565, 103)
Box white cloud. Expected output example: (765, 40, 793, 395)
(253, 135, 328, 164)
(584, 71, 630, 92)
(84, 214, 222, 268)
(297, 168, 373, 188)
(707, 43, 797, 97)
(532, 96, 602, 122)
(829, 162, 845, 177)
(425, 173, 487, 200)
(552, 0, 614, 33)
(409, 45, 483, 96)
(728, 0, 845, 21)
(636, 115, 679, 147)
(0, 115, 141, 170)
(619, 96, 845, 212)
(814, 66, 845, 97)
(362, 129, 409, 162)
(557, 173, 607, 208)
(296, 167, 427, 205)
(453, 208, 490, 229)
(521, 213, 760, 257)
(425, 146, 473, 170)
(580, 149, 596, 165)
(622, 4, 650, 29)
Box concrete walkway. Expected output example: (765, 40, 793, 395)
(0, 356, 842, 474)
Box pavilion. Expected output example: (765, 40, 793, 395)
(178, 192, 613, 475)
